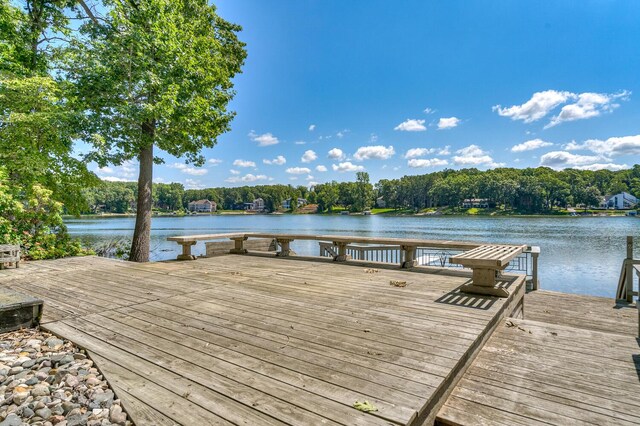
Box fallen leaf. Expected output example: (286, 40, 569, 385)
(353, 401, 378, 412)
(390, 280, 407, 287)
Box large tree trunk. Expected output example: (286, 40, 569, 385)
(129, 142, 154, 262)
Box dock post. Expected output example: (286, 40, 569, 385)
(276, 238, 294, 257)
(626, 236, 633, 303)
(530, 246, 540, 291)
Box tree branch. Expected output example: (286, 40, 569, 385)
(77, 0, 99, 25)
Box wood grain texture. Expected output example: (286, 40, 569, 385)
(0, 255, 525, 425)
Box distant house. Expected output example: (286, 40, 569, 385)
(244, 198, 266, 212)
(601, 192, 638, 210)
(188, 199, 216, 213)
(282, 198, 307, 209)
(376, 197, 386, 208)
(462, 198, 489, 208)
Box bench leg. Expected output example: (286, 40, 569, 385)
(276, 239, 293, 257)
(401, 245, 418, 269)
(177, 242, 197, 260)
(332, 242, 351, 262)
(460, 268, 510, 297)
(229, 237, 248, 254)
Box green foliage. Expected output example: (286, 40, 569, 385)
(65, 0, 247, 167)
(0, 170, 91, 259)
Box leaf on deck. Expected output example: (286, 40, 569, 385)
(353, 400, 378, 412)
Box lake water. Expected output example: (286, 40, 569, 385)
(65, 215, 640, 298)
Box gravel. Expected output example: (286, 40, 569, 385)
(0, 328, 132, 426)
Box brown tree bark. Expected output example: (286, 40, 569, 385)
(129, 139, 154, 262)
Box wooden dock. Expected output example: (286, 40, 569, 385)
(0, 253, 638, 425)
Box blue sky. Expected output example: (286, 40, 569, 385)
(94, 0, 640, 188)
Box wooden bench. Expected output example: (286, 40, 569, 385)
(205, 238, 277, 257)
(0, 244, 21, 270)
(450, 244, 526, 297)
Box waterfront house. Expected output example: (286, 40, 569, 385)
(601, 192, 638, 210)
(188, 199, 216, 213)
(462, 198, 490, 208)
(282, 198, 307, 209)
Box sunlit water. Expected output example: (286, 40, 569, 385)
(65, 215, 640, 297)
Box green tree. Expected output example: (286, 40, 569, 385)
(66, 0, 246, 261)
(354, 172, 373, 212)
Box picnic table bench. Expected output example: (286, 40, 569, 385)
(450, 244, 527, 297)
(0, 244, 21, 270)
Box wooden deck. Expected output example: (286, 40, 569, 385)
(0, 255, 525, 425)
(436, 290, 640, 425)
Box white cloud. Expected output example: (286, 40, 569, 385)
(307, 181, 319, 188)
(207, 158, 223, 166)
(423, 107, 435, 114)
(153, 177, 165, 183)
(233, 159, 256, 168)
(493, 90, 574, 123)
(452, 145, 503, 168)
(294, 141, 306, 145)
(316, 165, 328, 172)
(225, 174, 270, 183)
(99, 176, 131, 182)
(565, 135, 640, 157)
(289, 177, 298, 181)
(539, 151, 602, 169)
(263, 155, 286, 165)
(249, 131, 279, 146)
(120, 161, 136, 178)
(169, 163, 208, 176)
(546, 91, 630, 128)
(370, 133, 378, 142)
(309, 124, 316, 131)
(301, 150, 317, 163)
(407, 158, 449, 168)
(97, 166, 114, 174)
(305, 175, 314, 181)
(353, 145, 395, 161)
(437, 117, 460, 130)
(336, 130, 349, 138)
(511, 138, 554, 152)
(185, 178, 205, 189)
(332, 162, 365, 172)
(328, 148, 346, 160)
(405, 147, 450, 159)
(229, 169, 240, 175)
(573, 163, 630, 171)
(394, 119, 426, 132)
(286, 167, 311, 175)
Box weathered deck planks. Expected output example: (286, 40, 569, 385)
(0, 255, 524, 425)
(436, 290, 640, 426)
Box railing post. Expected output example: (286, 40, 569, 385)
(229, 237, 248, 254)
(530, 246, 540, 291)
(627, 236, 634, 303)
(401, 245, 418, 269)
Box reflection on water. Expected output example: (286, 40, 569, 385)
(65, 215, 640, 297)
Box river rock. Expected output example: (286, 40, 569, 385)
(32, 384, 50, 397)
(0, 413, 21, 426)
(35, 407, 52, 419)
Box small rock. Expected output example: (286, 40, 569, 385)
(108, 405, 126, 425)
(21, 406, 34, 418)
(0, 413, 21, 426)
(25, 377, 38, 386)
(72, 354, 86, 361)
(49, 415, 65, 425)
(12, 391, 29, 405)
(31, 384, 50, 397)
(35, 407, 52, 419)
(57, 356, 73, 366)
(45, 340, 64, 350)
(7, 367, 22, 376)
(21, 359, 36, 369)
(66, 413, 87, 426)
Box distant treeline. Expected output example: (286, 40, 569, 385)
(80, 165, 640, 214)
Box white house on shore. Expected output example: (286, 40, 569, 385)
(601, 192, 638, 210)
(188, 199, 216, 213)
(462, 198, 490, 208)
(282, 198, 307, 209)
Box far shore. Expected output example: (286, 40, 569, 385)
(64, 208, 637, 219)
